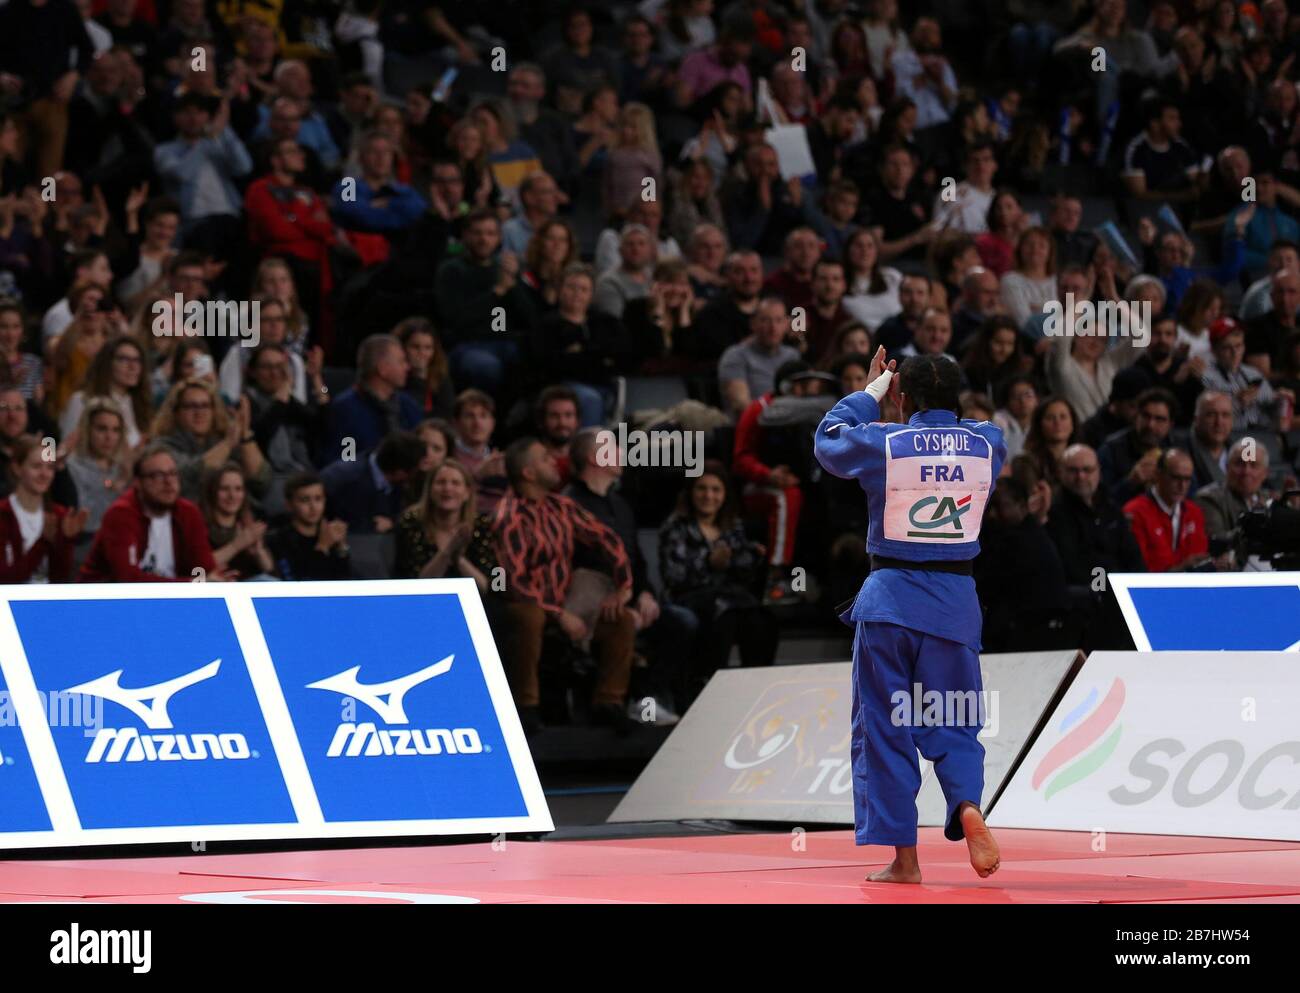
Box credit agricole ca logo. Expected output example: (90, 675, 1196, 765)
(907, 494, 972, 538)
(1031, 678, 1126, 800)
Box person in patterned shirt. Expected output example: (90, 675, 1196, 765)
(492, 435, 635, 735)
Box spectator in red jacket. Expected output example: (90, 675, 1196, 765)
(79, 444, 224, 582)
(245, 139, 344, 266)
(0, 434, 87, 583)
(1122, 448, 1210, 573)
(244, 138, 348, 337)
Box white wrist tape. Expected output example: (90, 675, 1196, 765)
(865, 368, 894, 402)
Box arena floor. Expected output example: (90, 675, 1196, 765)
(5, 829, 1300, 904)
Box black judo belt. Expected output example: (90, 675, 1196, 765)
(834, 556, 974, 616)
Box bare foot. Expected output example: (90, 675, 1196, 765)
(959, 803, 1000, 878)
(866, 860, 922, 884)
(865, 847, 921, 884)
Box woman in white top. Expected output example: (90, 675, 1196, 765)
(841, 228, 903, 330)
(59, 335, 150, 448)
(1046, 316, 1144, 423)
(252, 257, 311, 356)
(218, 298, 309, 404)
(0, 434, 88, 583)
(862, 0, 909, 80)
(1175, 280, 1224, 362)
(1000, 227, 1057, 330)
(993, 374, 1038, 461)
(654, 0, 716, 61)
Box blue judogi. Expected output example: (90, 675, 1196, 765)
(814, 392, 1006, 846)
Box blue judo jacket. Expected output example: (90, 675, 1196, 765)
(814, 392, 1006, 649)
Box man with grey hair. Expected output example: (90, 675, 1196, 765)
(1192, 146, 1251, 236)
(952, 266, 1003, 354)
(592, 224, 655, 319)
(1175, 389, 1234, 491)
(684, 222, 729, 300)
(325, 334, 422, 457)
(262, 59, 340, 168)
(1046, 442, 1146, 647)
(1123, 448, 1210, 572)
(595, 199, 682, 275)
(1245, 267, 1300, 377)
(507, 63, 578, 191)
(1195, 438, 1272, 569)
(1239, 241, 1300, 322)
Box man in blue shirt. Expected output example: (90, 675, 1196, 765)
(331, 131, 427, 237)
(815, 350, 1006, 883)
(325, 333, 423, 459)
(320, 431, 425, 534)
(153, 92, 253, 288)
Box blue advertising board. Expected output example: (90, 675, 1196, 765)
(1110, 572, 1300, 651)
(0, 580, 551, 849)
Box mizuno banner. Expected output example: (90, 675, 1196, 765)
(1110, 572, 1300, 651)
(0, 580, 552, 849)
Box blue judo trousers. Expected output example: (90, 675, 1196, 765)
(814, 393, 1006, 847)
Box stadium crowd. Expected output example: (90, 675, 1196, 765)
(1, 0, 1299, 734)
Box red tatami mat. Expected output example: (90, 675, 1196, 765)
(2, 829, 1299, 904)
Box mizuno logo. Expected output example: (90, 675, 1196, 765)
(63, 660, 222, 730)
(306, 656, 454, 724)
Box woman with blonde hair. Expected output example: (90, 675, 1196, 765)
(395, 459, 495, 591)
(1000, 226, 1057, 329)
(252, 257, 311, 354)
(603, 102, 662, 221)
(65, 398, 132, 535)
(152, 378, 269, 502)
(369, 102, 414, 185)
(447, 118, 499, 209)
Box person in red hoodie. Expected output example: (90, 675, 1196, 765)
(79, 445, 225, 582)
(244, 138, 344, 265)
(244, 138, 350, 350)
(0, 434, 87, 583)
(732, 359, 836, 601)
(1122, 447, 1211, 573)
